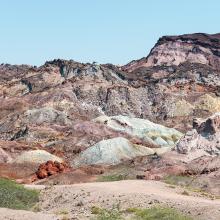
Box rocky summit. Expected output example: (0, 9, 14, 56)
(122, 33, 220, 71)
(0, 33, 220, 220)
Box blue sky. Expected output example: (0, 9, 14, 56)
(0, 0, 219, 66)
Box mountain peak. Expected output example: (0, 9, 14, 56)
(122, 33, 220, 72)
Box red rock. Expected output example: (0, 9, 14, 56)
(47, 167, 59, 176)
(36, 169, 48, 179)
(35, 160, 70, 179)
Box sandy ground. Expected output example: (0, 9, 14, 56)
(0, 208, 58, 220)
(1, 180, 220, 220)
(29, 180, 220, 220)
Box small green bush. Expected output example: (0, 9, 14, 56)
(91, 204, 123, 220)
(91, 206, 103, 214)
(0, 178, 39, 210)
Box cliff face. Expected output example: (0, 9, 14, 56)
(122, 33, 220, 72)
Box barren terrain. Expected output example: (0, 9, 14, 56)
(25, 180, 220, 220)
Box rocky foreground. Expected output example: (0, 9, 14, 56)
(0, 33, 220, 219)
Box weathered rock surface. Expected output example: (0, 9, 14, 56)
(36, 160, 70, 179)
(186, 155, 220, 175)
(129, 151, 220, 195)
(119, 33, 220, 131)
(0, 163, 38, 180)
(74, 137, 169, 166)
(94, 115, 183, 147)
(122, 33, 220, 71)
(1, 41, 220, 140)
(176, 113, 220, 155)
(0, 147, 12, 163)
(24, 107, 71, 126)
(12, 150, 63, 164)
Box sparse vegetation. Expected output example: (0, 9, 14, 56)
(97, 174, 129, 182)
(54, 208, 70, 220)
(185, 186, 220, 200)
(91, 205, 122, 220)
(32, 204, 41, 212)
(91, 206, 103, 214)
(0, 178, 39, 210)
(55, 209, 69, 215)
(163, 175, 220, 199)
(127, 206, 193, 220)
(166, 184, 176, 189)
(163, 175, 193, 186)
(91, 205, 193, 220)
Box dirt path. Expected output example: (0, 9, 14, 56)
(29, 180, 220, 220)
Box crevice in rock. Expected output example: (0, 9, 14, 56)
(10, 126, 28, 141)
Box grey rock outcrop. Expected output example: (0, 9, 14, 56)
(176, 113, 220, 155)
(74, 137, 169, 166)
(24, 107, 71, 126)
(94, 115, 183, 148)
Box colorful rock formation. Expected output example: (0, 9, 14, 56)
(36, 161, 70, 179)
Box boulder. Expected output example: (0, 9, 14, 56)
(74, 137, 170, 166)
(12, 150, 63, 164)
(36, 161, 70, 179)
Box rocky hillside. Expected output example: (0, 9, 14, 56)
(1, 34, 220, 136)
(122, 33, 220, 71)
(0, 33, 220, 186)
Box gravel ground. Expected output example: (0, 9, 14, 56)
(28, 180, 220, 220)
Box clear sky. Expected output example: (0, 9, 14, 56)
(0, 0, 219, 66)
